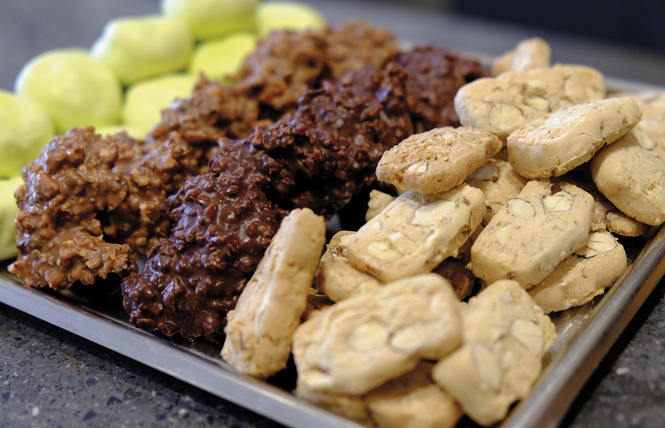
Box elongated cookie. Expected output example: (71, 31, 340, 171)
(470, 180, 594, 287)
(293, 274, 462, 395)
(376, 126, 502, 194)
(221, 208, 326, 378)
(507, 97, 641, 178)
(492, 37, 551, 75)
(346, 184, 485, 283)
(528, 231, 627, 313)
(432, 280, 556, 426)
(454, 65, 605, 139)
(591, 129, 665, 226)
(465, 158, 527, 225)
(315, 230, 382, 302)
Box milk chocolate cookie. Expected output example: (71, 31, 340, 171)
(221, 208, 326, 378)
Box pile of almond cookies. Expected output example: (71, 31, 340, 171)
(220, 38, 665, 427)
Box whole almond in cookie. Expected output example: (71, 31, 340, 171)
(346, 184, 485, 283)
(507, 97, 641, 178)
(470, 180, 594, 287)
(221, 208, 326, 378)
(454, 65, 605, 139)
(376, 126, 502, 194)
(432, 280, 556, 426)
(293, 273, 463, 395)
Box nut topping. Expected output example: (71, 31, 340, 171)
(542, 191, 573, 212)
(507, 198, 535, 218)
(510, 319, 544, 354)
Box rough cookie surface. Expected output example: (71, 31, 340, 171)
(347, 184, 485, 283)
(376, 126, 502, 194)
(221, 208, 326, 378)
(454, 65, 605, 139)
(591, 129, 665, 226)
(315, 231, 383, 302)
(507, 97, 641, 178)
(465, 158, 527, 225)
(293, 274, 462, 395)
(528, 231, 627, 313)
(470, 180, 594, 287)
(432, 280, 556, 426)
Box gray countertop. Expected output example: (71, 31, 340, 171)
(1, 0, 665, 427)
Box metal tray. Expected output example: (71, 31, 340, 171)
(2, 77, 665, 428)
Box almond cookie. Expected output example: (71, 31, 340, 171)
(492, 37, 551, 75)
(366, 189, 395, 221)
(591, 129, 665, 226)
(454, 65, 605, 139)
(293, 274, 463, 395)
(296, 361, 463, 428)
(528, 231, 627, 313)
(221, 208, 326, 378)
(470, 180, 594, 287)
(465, 158, 528, 225)
(432, 280, 556, 426)
(315, 230, 382, 302)
(376, 126, 502, 194)
(507, 97, 641, 178)
(346, 184, 485, 283)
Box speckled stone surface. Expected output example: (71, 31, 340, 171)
(564, 281, 665, 427)
(0, 303, 282, 428)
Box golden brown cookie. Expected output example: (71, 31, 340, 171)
(221, 208, 326, 378)
(293, 274, 462, 395)
(376, 126, 502, 194)
(454, 65, 605, 139)
(347, 184, 485, 283)
(528, 231, 627, 313)
(470, 180, 594, 287)
(507, 97, 641, 178)
(432, 280, 556, 426)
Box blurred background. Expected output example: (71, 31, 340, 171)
(394, 0, 665, 52)
(3, 0, 665, 90)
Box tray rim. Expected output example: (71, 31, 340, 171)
(2, 75, 665, 428)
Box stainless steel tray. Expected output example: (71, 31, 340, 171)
(2, 77, 665, 428)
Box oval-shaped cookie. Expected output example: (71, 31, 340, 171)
(507, 97, 641, 178)
(376, 126, 502, 194)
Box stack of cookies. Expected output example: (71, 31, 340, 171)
(220, 38, 665, 427)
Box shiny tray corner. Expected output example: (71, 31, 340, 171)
(2, 76, 665, 428)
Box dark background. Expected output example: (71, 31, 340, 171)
(451, 0, 665, 52)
